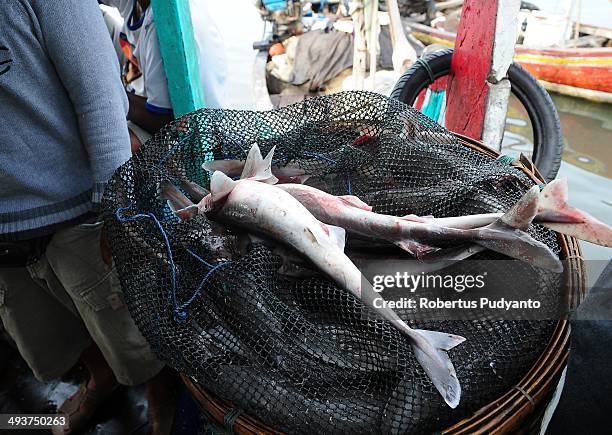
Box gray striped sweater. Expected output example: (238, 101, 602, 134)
(0, 0, 131, 240)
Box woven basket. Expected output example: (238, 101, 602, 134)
(181, 134, 587, 435)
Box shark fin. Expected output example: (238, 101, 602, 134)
(412, 341, 462, 408)
(539, 180, 612, 246)
(538, 179, 581, 223)
(476, 186, 562, 272)
(414, 329, 466, 351)
(174, 205, 199, 221)
(240, 144, 279, 184)
(307, 223, 346, 251)
(360, 282, 464, 408)
(393, 239, 439, 257)
(210, 171, 238, 202)
(421, 244, 486, 262)
(202, 159, 245, 178)
(500, 185, 540, 230)
(321, 223, 346, 251)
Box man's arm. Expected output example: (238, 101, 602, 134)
(127, 92, 174, 135)
(34, 0, 131, 203)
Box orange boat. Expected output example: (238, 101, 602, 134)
(409, 22, 612, 103)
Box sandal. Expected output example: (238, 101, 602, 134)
(51, 381, 119, 435)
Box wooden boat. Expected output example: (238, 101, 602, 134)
(409, 22, 612, 103)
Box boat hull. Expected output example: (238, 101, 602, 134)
(410, 24, 612, 96)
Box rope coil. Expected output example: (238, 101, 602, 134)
(416, 58, 435, 85)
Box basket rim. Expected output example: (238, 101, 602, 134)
(441, 134, 586, 434)
(182, 133, 587, 435)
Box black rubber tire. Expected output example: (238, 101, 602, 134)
(390, 48, 563, 181)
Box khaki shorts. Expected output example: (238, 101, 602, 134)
(0, 220, 164, 385)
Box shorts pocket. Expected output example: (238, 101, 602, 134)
(46, 220, 110, 294)
(78, 271, 125, 312)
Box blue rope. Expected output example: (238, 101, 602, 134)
(115, 205, 182, 321)
(179, 261, 231, 312)
(115, 128, 232, 323)
(346, 173, 353, 195)
(180, 248, 232, 311)
(185, 247, 215, 268)
(115, 205, 230, 323)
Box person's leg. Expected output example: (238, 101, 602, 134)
(45, 219, 173, 434)
(2, 250, 121, 435)
(44, 219, 164, 386)
(0, 267, 91, 382)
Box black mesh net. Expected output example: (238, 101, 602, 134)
(102, 91, 562, 434)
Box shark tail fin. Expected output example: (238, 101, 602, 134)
(474, 186, 562, 272)
(539, 179, 612, 247)
(538, 178, 582, 223)
(410, 328, 465, 408)
(361, 281, 464, 408)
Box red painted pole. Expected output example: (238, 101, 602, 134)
(445, 0, 498, 140)
(445, 0, 521, 148)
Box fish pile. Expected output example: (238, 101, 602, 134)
(158, 144, 612, 409)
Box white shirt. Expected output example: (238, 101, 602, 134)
(189, 0, 228, 109)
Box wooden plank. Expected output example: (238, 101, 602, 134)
(445, 0, 521, 149)
(481, 0, 521, 148)
(578, 23, 612, 39)
(351, 1, 367, 90)
(539, 80, 612, 104)
(151, 0, 205, 116)
(445, 0, 498, 141)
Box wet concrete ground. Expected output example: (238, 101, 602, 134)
(503, 93, 612, 269)
(0, 340, 150, 434)
(0, 339, 204, 434)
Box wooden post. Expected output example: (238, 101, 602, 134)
(367, 0, 379, 90)
(387, 0, 417, 73)
(151, 0, 205, 116)
(351, 1, 367, 90)
(445, 0, 521, 150)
